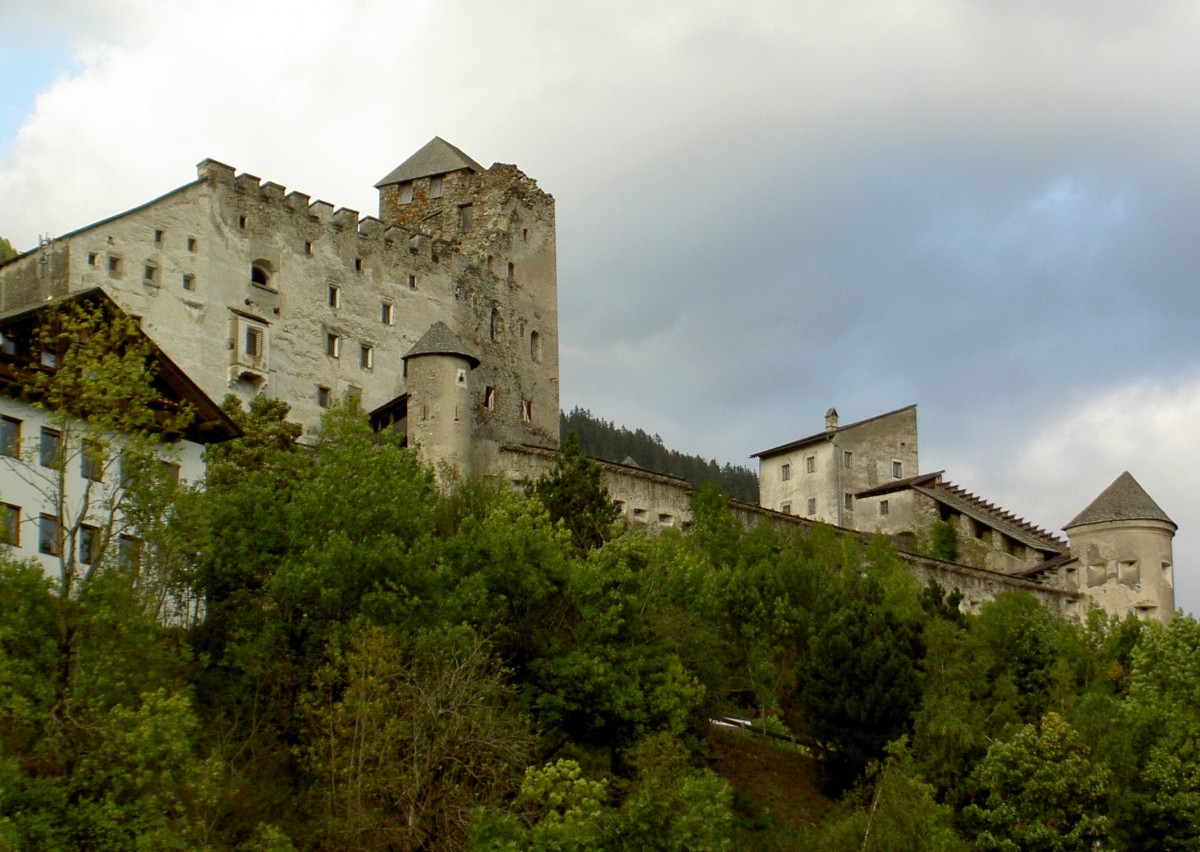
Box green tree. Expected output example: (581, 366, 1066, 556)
(529, 431, 620, 553)
(964, 712, 1109, 851)
(0, 236, 17, 264)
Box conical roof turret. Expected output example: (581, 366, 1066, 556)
(1065, 471, 1175, 530)
(403, 321, 479, 367)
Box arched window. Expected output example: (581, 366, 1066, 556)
(250, 259, 273, 288)
(530, 330, 542, 363)
(490, 308, 501, 342)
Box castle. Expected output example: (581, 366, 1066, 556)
(0, 139, 1177, 623)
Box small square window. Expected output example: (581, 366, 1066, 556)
(87, 252, 98, 266)
(880, 500, 890, 516)
(807, 498, 817, 516)
(780, 463, 791, 481)
(40, 350, 58, 369)
(326, 333, 341, 358)
(360, 344, 373, 370)
(187, 237, 197, 252)
(39, 427, 60, 468)
(381, 303, 395, 325)
(892, 460, 903, 479)
(805, 455, 816, 474)
(107, 256, 122, 276)
(781, 502, 792, 515)
(153, 229, 164, 244)
(161, 461, 180, 485)
(79, 524, 98, 565)
(397, 182, 413, 205)
(843, 451, 853, 469)
(328, 285, 340, 308)
(317, 386, 332, 409)
(2, 503, 19, 546)
(143, 265, 158, 284)
(39, 513, 60, 556)
(0, 416, 20, 458)
(182, 274, 196, 291)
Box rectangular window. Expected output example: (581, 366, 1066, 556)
(87, 252, 98, 266)
(39, 513, 60, 556)
(326, 333, 341, 358)
(843, 451, 853, 468)
(187, 237, 197, 252)
(245, 326, 263, 358)
(0, 416, 20, 458)
(459, 204, 473, 229)
(328, 285, 340, 308)
(182, 273, 196, 291)
(107, 256, 122, 276)
(381, 303, 395, 325)
(79, 524, 98, 565)
(81, 439, 104, 482)
(407, 274, 417, 290)
(0, 333, 14, 356)
(781, 502, 791, 515)
(238, 215, 247, 229)
(304, 241, 313, 256)
(153, 229, 163, 244)
(805, 455, 816, 474)
(806, 498, 817, 516)
(161, 461, 180, 486)
(430, 175, 444, 198)
(892, 460, 903, 479)
(317, 386, 332, 409)
(397, 182, 413, 204)
(360, 344, 373, 370)
(143, 265, 157, 284)
(520, 398, 532, 423)
(880, 500, 890, 516)
(484, 386, 497, 410)
(780, 463, 791, 481)
(39, 427, 60, 468)
(2, 504, 19, 546)
(844, 493, 853, 511)
(40, 350, 58, 369)
(119, 534, 141, 568)
(354, 257, 363, 272)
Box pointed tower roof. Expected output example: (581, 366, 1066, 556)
(375, 137, 485, 188)
(402, 321, 479, 367)
(1065, 471, 1176, 530)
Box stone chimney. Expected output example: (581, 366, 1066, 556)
(825, 407, 839, 433)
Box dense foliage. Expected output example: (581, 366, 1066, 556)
(0, 236, 16, 265)
(1, 387, 1198, 848)
(561, 406, 759, 502)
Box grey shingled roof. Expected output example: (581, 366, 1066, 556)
(1065, 472, 1175, 530)
(374, 137, 485, 188)
(751, 404, 917, 459)
(403, 321, 479, 367)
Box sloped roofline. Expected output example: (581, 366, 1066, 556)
(751, 404, 917, 459)
(0, 287, 240, 443)
(375, 137, 485, 188)
(1064, 471, 1176, 530)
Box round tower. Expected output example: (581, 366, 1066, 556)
(403, 321, 479, 478)
(1064, 471, 1176, 624)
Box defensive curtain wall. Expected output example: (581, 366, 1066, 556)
(498, 445, 1082, 619)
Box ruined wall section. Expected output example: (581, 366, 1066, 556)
(380, 163, 559, 460)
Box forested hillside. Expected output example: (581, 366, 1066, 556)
(2, 351, 1199, 848)
(561, 406, 759, 503)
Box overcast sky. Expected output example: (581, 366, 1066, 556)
(2, 0, 1197, 616)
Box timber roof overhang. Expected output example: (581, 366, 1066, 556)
(0, 288, 240, 444)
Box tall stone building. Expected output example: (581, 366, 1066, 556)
(0, 137, 559, 474)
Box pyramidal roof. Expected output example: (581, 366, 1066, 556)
(1065, 471, 1175, 530)
(403, 321, 479, 366)
(375, 137, 485, 188)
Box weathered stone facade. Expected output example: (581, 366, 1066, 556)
(0, 138, 559, 473)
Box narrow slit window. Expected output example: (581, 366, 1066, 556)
(360, 344, 373, 370)
(326, 333, 341, 358)
(381, 302, 395, 325)
(328, 285, 340, 308)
